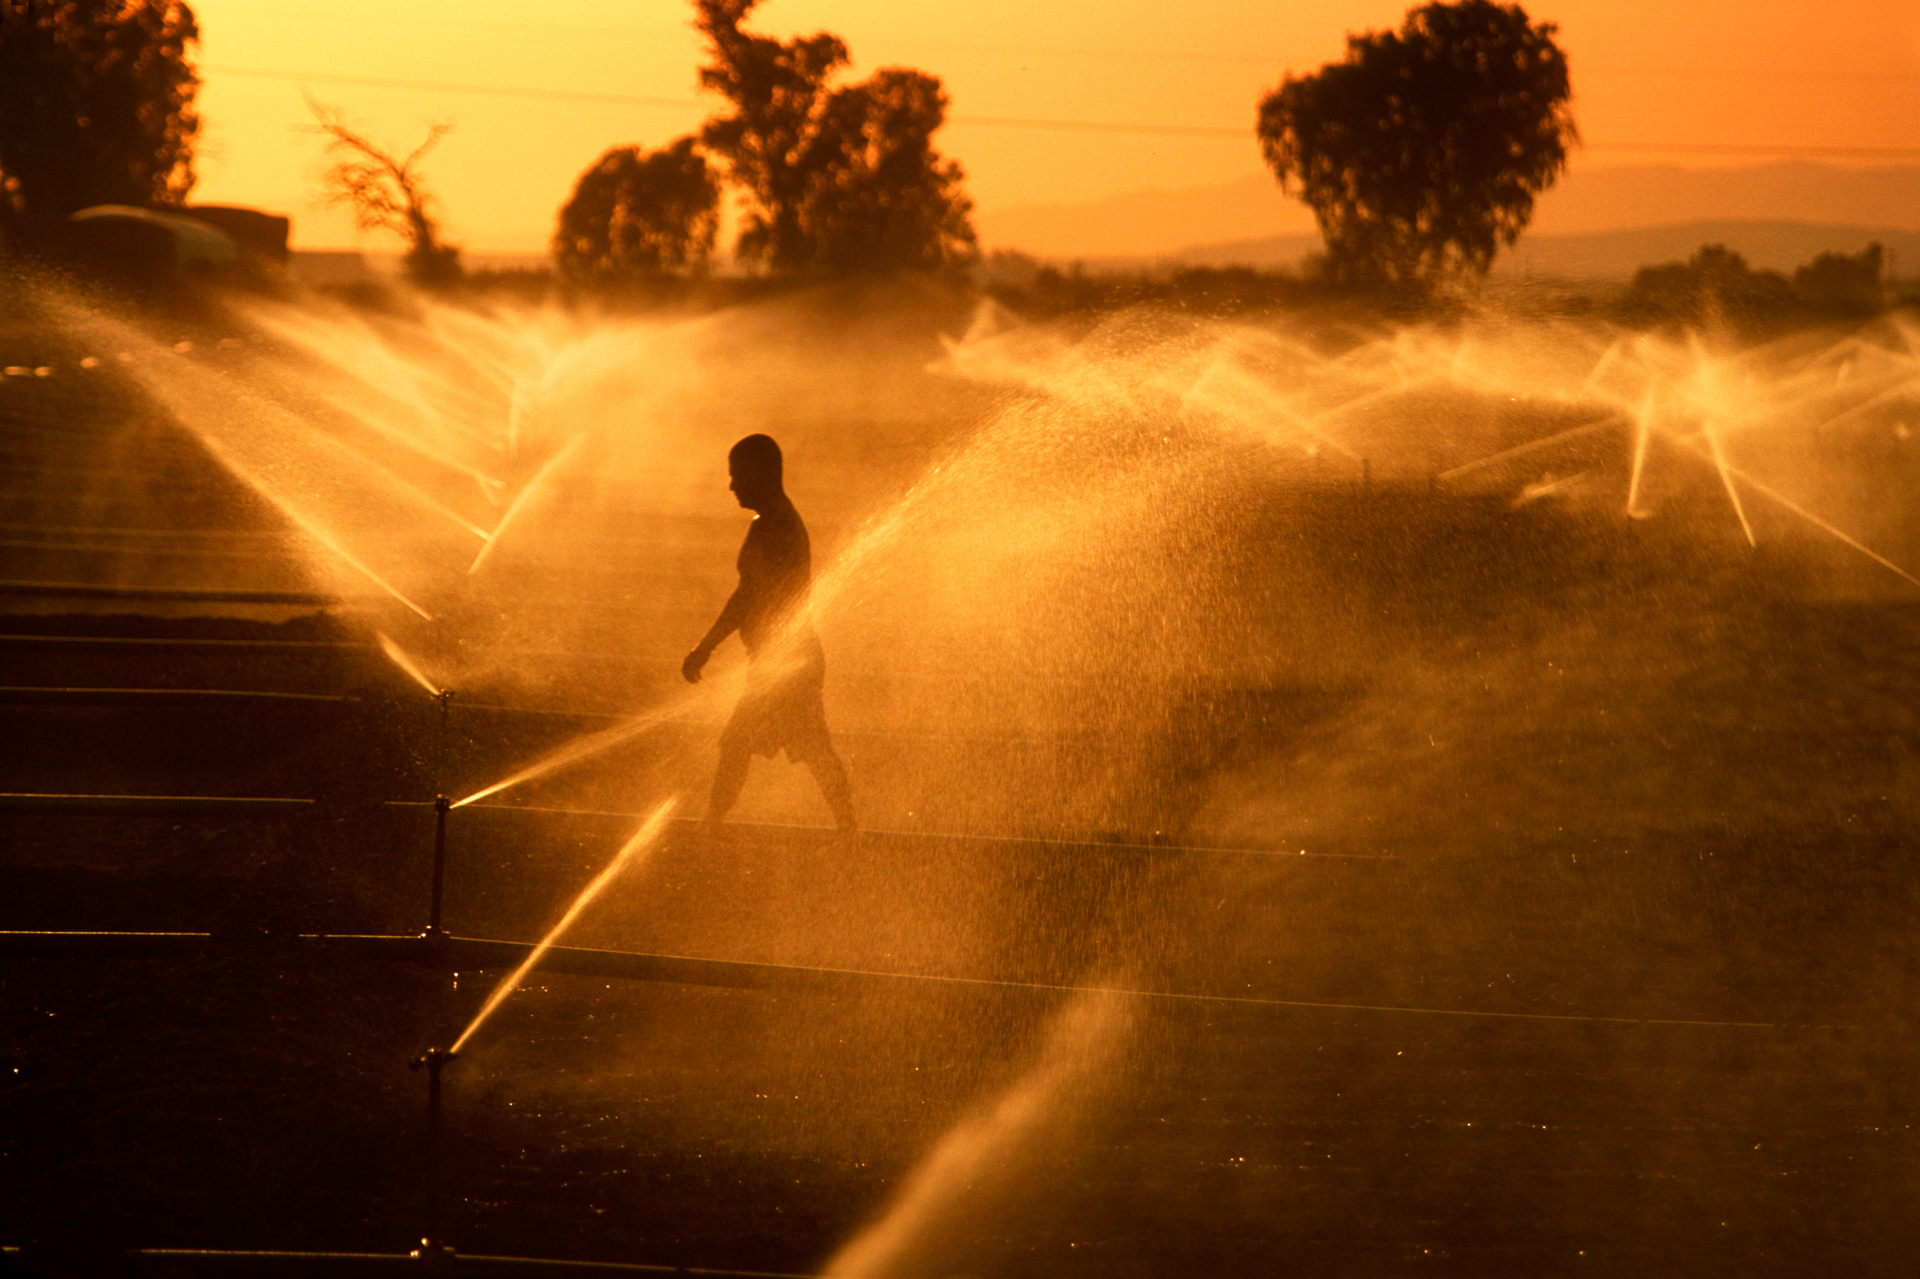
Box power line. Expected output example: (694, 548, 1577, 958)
(207, 65, 695, 110)
(205, 64, 1920, 158)
(1583, 141, 1920, 160)
(949, 114, 1245, 139)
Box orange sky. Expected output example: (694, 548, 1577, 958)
(184, 0, 1920, 256)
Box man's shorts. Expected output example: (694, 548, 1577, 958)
(719, 636, 834, 764)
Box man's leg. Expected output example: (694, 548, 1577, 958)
(706, 738, 750, 830)
(806, 747, 856, 834)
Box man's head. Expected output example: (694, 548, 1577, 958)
(728, 433, 784, 510)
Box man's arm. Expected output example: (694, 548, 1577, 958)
(683, 586, 748, 683)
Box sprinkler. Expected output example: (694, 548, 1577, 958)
(409, 1046, 457, 1270)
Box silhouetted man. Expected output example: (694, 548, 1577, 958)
(683, 434, 855, 836)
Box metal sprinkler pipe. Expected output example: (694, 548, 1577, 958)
(428, 795, 452, 938)
(409, 1047, 456, 1270)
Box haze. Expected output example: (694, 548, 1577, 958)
(186, 0, 1920, 257)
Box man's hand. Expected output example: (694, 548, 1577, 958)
(682, 647, 710, 684)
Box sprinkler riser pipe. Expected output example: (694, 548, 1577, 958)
(430, 795, 450, 933)
(411, 1047, 454, 1257)
(426, 1052, 442, 1249)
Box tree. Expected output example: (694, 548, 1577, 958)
(1620, 244, 1796, 328)
(1793, 243, 1884, 315)
(694, 0, 975, 275)
(793, 67, 977, 274)
(309, 101, 461, 286)
(1256, 0, 1575, 286)
(552, 137, 719, 282)
(0, 0, 201, 236)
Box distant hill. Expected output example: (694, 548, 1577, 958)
(1491, 221, 1920, 281)
(977, 161, 1920, 266)
(1152, 221, 1920, 281)
(1526, 162, 1920, 238)
(977, 174, 1312, 260)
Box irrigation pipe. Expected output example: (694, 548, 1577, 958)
(0, 579, 360, 605)
(378, 805, 1397, 862)
(0, 793, 315, 815)
(0, 687, 351, 704)
(0, 929, 1836, 1033)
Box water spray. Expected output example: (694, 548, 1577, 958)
(192, 429, 436, 620)
(449, 798, 677, 1054)
(1669, 438, 1920, 587)
(376, 631, 443, 699)
(449, 697, 690, 809)
(467, 433, 586, 577)
(1626, 395, 1656, 518)
(1699, 419, 1758, 547)
(1435, 412, 1626, 483)
(375, 630, 460, 803)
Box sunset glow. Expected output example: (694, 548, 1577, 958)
(184, 0, 1920, 256)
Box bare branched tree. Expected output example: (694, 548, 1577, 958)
(308, 99, 461, 286)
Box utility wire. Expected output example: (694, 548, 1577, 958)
(209, 64, 693, 109)
(206, 65, 1920, 157)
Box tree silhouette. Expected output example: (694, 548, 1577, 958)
(694, 0, 974, 274)
(1257, 0, 1575, 286)
(1794, 243, 1884, 315)
(1621, 244, 1796, 329)
(309, 101, 461, 286)
(553, 137, 719, 282)
(0, 0, 200, 238)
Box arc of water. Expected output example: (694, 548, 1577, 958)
(823, 990, 1129, 1279)
(50, 302, 446, 619)
(375, 631, 443, 698)
(1272, 401, 1362, 462)
(449, 798, 678, 1055)
(506, 382, 536, 462)
(1180, 358, 1362, 462)
(1797, 373, 1920, 437)
(1310, 374, 1441, 431)
(246, 304, 513, 455)
(1670, 360, 1915, 448)
(1698, 420, 1757, 547)
(187, 430, 434, 621)
(1434, 412, 1627, 482)
(307, 388, 509, 507)
(1667, 438, 1920, 588)
(450, 695, 694, 808)
(1583, 338, 1626, 394)
(1625, 393, 1657, 519)
(232, 324, 514, 498)
(468, 434, 586, 576)
(301, 430, 492, 543)
(174, 362, 497, 545)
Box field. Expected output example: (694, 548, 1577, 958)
(2, 278, 1917, 1276)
